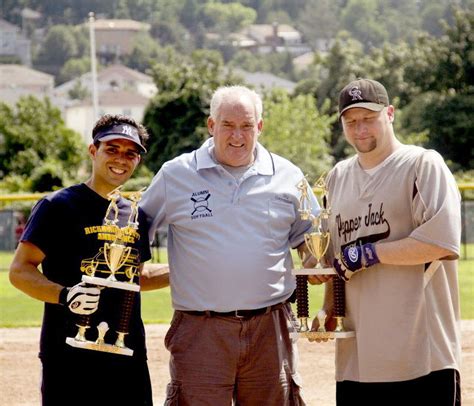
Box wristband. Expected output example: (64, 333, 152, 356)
(59, 286, 69, 306)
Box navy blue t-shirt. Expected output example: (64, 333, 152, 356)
(22, 183, 151, 359)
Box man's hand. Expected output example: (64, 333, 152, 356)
(333, 243, 380, 281)
(60, 283, 101, 315)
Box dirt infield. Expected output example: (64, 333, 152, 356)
(1, 321, 473, 405)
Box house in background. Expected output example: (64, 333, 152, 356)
(232, 68, 296, 94)
(0, 19, 32, 66)
(52, 64, 157, 143)
(238, 23, 311, 55)
(85, 19, 151, 64)
(0, 64, 54, 105)
(293, 51, 315, 73)
(64, 89, 150, 144)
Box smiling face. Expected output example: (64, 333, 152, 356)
(207, 95, 263, 167)
(88, 139, 141, 196)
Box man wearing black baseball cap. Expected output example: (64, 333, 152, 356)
(313, 78, 462, 405)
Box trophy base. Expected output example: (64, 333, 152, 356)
(290, 330, 355, 340)
(82, 275, 140, 291)
(65, 337, 134, 356)
(292, 267, 336, 276)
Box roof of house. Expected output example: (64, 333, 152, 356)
(0, 64, 54, 87)
(232, 68, 296, 93)
(0, 19, 20, 33)
(92, 19, 150, 31)
(71, 89, 149, 107)
(97, 64, 154, 83)
(53, 64, 155, 100)
(293, 52, 315, 71)
(244, 24, 301, 40)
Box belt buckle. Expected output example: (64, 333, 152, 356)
(234, 310, 246, 319)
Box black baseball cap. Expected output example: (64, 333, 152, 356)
(93, 123, 147, 153)
(339, 78, 389, 118)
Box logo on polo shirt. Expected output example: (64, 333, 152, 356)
(190, 190, 213, 220)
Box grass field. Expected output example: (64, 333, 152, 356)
(0, 250, 472, 327)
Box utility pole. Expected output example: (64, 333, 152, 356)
(89, 12, 99, 121)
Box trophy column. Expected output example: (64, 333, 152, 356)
(296, 275, 310, 332)
(115, 290, 136, 349)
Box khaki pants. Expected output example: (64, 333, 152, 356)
(164, 303, 305, 405)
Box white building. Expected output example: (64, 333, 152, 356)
(52, 64, 157, 143)
(0, 19, 32, 66)
(0, 64, 54, 105)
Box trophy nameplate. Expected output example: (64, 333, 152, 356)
(66, 187, 145, 356)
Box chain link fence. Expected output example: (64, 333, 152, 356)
(1, 186, 473, 271)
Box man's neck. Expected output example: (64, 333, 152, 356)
(84, 178, 115, 199)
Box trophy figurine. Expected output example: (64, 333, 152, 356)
(66, 187, 144, 356)
(291, 175, 354, 340)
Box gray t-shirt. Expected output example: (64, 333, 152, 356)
(327, 144, 462, 382)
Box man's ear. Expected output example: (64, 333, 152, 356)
(88, 143, 97, 157)
(257, 119, 263, 135)
(207, 117, 215, 136)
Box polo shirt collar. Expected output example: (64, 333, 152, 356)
(195, 138, 274, 176)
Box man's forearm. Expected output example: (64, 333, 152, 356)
(376, 237, 457, 265)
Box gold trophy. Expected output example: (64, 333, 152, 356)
(66, 187, 144, 356)
(291, 175, 355, 340)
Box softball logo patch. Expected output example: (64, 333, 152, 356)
(190, 190, 213, 220)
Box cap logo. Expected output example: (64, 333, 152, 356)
(122, 125, 135, 137)
(349, 86, 363, 101)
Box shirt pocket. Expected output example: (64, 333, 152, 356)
(268, 199, 296, 241)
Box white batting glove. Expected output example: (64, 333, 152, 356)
(60, 283, 101, 315)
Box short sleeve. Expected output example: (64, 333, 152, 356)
(410, 150, 461, 257)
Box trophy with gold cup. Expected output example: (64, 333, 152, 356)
(66, 187, 145, 356)
(291, 175, 355, 340)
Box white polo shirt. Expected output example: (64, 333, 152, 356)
(140, 139, 320, 311)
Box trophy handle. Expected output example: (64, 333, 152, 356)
(304, 233, 318, 259)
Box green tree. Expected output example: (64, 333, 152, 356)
(298, 0, 339, 49)
(202, 2, 257, 34)
(58, 57, 91, 84)
(34, 25, 80, 76)
(340, 0, 389, 49)
(261, 90, 335, 183)
(0, 96, 85, 193)
(143, 49, 237, 173)
(123, 32, 165, 73)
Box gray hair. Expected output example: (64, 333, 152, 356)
(210, 85, 263, 122)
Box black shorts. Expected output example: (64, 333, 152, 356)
(337, 369, 461, 406)
(41, 348, 152, 406)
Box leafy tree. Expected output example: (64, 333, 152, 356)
(34, 25, 81, 76)
(123, 33, 166, 73)
(67, 79, 91, 101)
(261, 90, 335, 183)
(229, 50, 296, 79)
(58, 57, 91, 84)
(340, 0, 389, 49)
(0, 96, 85, 193)
(143, 49, 237, 173)
(298, 0, 339, 49)
(202, 2, 257, 34)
